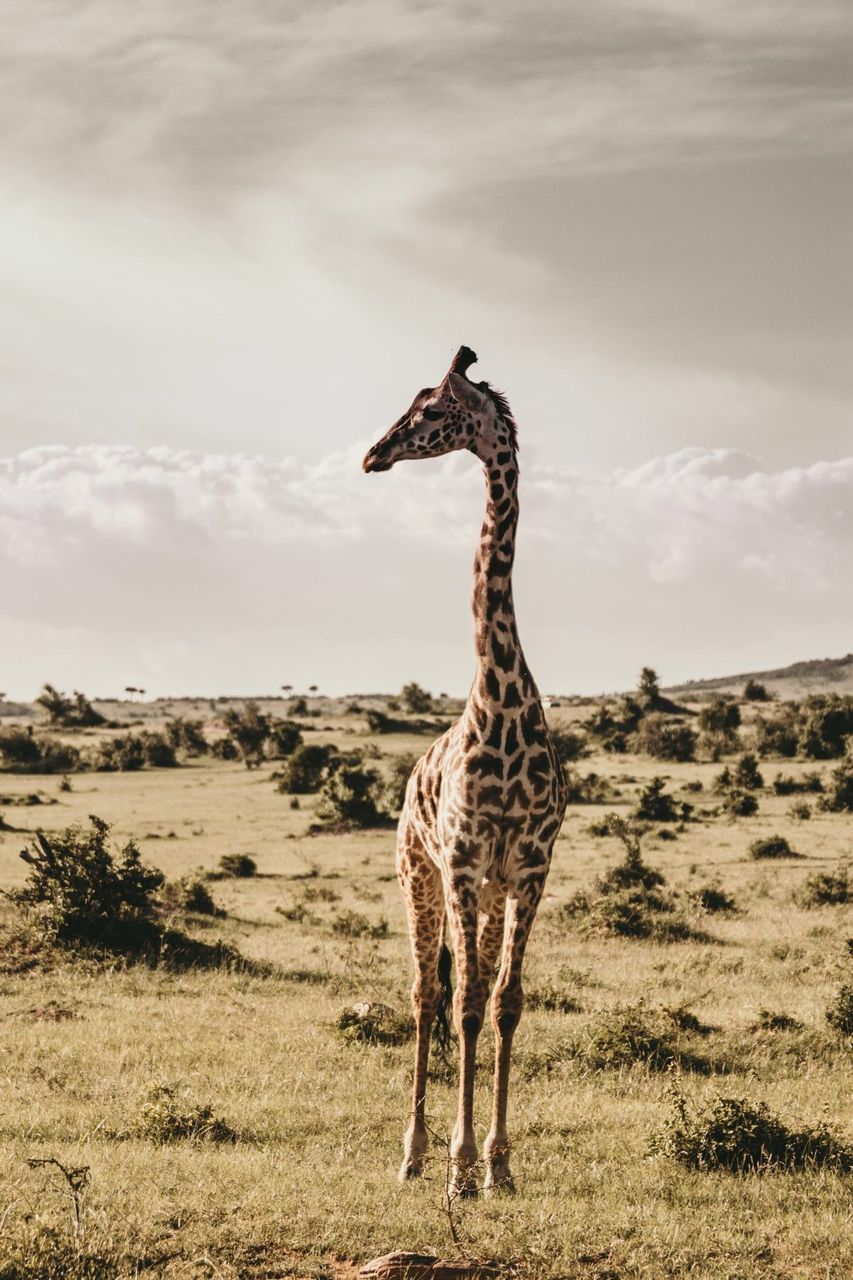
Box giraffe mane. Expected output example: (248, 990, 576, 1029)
(478, 383, 518, 452)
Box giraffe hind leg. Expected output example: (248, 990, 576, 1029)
(397, 821, 445, 1182)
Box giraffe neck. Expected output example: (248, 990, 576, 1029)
(470, 454, 530, 711)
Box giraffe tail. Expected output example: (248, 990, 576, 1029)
(432, 942, 454, 1057)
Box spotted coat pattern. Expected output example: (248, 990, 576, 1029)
(363, 347, 567, 1196)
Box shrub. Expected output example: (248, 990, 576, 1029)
(400, 682, 433, 714)
(818, 760, 853, 813)
(336, 1001, 413, 1045)
(773, 770, 823, 795)
(141, 733, 178, 768)
(268, 719, 303, 758)
(564, 769, 615, 804)
(288, 696, 309, 716)
(743, 679, 771, 702)
(571, 1003, 708, 1073)
(331, 909, 388, 939)
(651, 1087, 853, 1171)
(135, 1083, 236, 1143)
(634, 777, 683, 823)
(162, 876, 220, 916)
(317, 755, 384, 827)
(752, 708, 799, 758)
(634, 714, 696, 762)
(15, 816, 164, 950)
(551, 727, 587, 763)
(798, 699, 853, 760)
(222, 701, 270, 767)
(798, 867, 850, 907)
(732, 752, 764, 790)
(722, 789, 758, 818)
(826, 982, 853, 1037)
(93, 733, 176, 771)
(383, 752, 418, 814)
(211, 737, 239, 761)
(564, 816, 696, 942)
(35, 684, 105, 728)
(0, 729, 80, 775)
(699, 697, 741, 735)
(689, 883, 739, 914)
(789, 800, 811, 821)
(278, 743, 337, 793)
(165, 717, 208, 755)
(749, 835, 797, 860)
(217, 853, 258, 878)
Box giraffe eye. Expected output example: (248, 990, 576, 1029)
(422, 408, 444, 422)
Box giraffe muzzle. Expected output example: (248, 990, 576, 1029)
(362, 447, 392, 473)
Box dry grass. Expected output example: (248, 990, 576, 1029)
(1, 709, 851, 1278)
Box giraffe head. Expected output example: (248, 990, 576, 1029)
(363, 346, 517, 474)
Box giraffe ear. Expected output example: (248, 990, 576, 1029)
(448, 372, 487, 411)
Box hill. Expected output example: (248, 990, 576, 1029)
(665, 653, 853, 700)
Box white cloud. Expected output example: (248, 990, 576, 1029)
(1, 443, 850, 698)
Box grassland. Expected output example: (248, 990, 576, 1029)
(1, 702, 851, 1279)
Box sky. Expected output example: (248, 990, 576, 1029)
(1, 0, 851, 699)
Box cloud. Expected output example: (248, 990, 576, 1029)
(1, 443, 850, 697)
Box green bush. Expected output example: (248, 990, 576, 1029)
(749, 835, 797, 860)
(382, 752, 418, 813)
(135, 1083, 236, 1143)
(689, 883, 738, 914)
(222, 700, 270, 767)
(818, 760, 853, 813)
(35, 684, 105, 728)
(400, 681, 433, 714)
(651, 1087, 853, 1172)
(826, 982, 853, 1037)
(165, 717, 208, 755)
(797, 867, 850, 907)
(93, 733, 177, 771)
(331, 909, 389, 939)
(798, 698, 853, 760)
(317, 755, 384, 827)
(0, 729, 80, 775)
(723, 789, 759, 818)
(699, 697, 741, 734)
(571, 1003, 709, 1073)
(752, 708, 799, 758)
(15, 816, 164, 950)
(268, 719, 303, 758)
(277, 742, 338, 793)
(162, 876, 220, 916)
(564, 769, 616, 804)
(634, 714, 696, 762)
(743, 679, 771, 702)
(634, 777, 686, 823)
(217, 853, 258, 878)
(773, 770, 823, 795)
(732, 752, 764, 790)
(211, 737, 239, 761)
(551, 727, 587, 763)
(789, 800, 811, 821)
(336, 1001, 413, 1045)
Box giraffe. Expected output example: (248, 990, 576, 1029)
(362, 346, 567, 1198)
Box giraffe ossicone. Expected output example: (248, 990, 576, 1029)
(363, 346, 567, 1197)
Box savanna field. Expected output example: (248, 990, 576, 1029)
(1, 679, 851, 1280)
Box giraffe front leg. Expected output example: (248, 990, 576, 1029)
(398, 824, 445, 1182)
(446, 876, 487, 1199)
(483, 888, 541, 1196)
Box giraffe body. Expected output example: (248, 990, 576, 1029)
(363, 347, 567, 1196)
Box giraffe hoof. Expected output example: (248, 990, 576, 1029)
(483, 1173, 516, 1197)
(450, 1180, 479, 1200)
(398, 1159, 425, 1182)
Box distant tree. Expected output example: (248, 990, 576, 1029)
(281, 684, 293, 696)
(638, 667, 661, 704)
(222, 701, 270, 768)
(308, 684, 319, 695)
(401, 682, 433, 714)
(36, 684, 105, 728)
